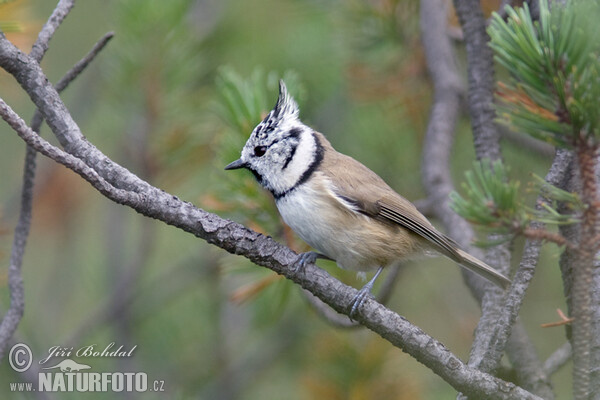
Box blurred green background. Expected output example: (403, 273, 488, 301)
(0, 0, 570, 398)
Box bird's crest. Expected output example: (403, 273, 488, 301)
(254, 80, 299, 138)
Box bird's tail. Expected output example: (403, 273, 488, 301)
(455, 249, 511, 289)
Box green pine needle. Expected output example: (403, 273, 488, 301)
(489, 0, 600, 146)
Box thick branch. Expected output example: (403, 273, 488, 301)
(453, 0, 501, 161)
(420, 0, 464, 244)
(0, 97, 541, 400)
(571, 142, 600, 399)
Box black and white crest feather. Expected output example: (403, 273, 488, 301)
(254, 80, 299, 138)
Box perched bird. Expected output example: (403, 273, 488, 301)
(225, 81, 511, 316)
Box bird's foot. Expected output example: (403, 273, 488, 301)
(292, 251, 321, 274)
(349, 281, 375, 320)
(348, 266, 383, 320)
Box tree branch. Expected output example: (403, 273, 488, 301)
(420, 0, 468, 249)
(543, 342, 572, 377)
(504, 320, 553, 398)
(571, 142, 600, 399)
(0, 146, 35, 359)
(452, 0, 501, 162)
(29, 0, 75, 62)
(420, 3, 550, 395)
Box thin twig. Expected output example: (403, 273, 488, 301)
(540, 308, 574, 328)
(29, 0, 75, 62)
(522, 227, 574, 249)
(542, 342, 572, 377)
(0, 146, 35, 359)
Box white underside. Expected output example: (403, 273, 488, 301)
(276, 178, 377, 271)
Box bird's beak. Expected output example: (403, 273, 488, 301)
(224, 159, 247, 170)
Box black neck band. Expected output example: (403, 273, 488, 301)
(273, 132, 323, 200)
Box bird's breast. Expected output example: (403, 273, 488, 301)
(275, 178, 420, 271)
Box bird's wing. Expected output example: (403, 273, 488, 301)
(332, 188, 460, 261)
(317, 133, 510, 288)
(375, 197, 461, 260)
(316, 133, 460, 260)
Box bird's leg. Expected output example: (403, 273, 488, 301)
(349, 266, 384, 319)
(292, 251, 332, 273)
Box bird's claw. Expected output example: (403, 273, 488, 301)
(349, 286, 375, 320)
(292, 251, 319, 273)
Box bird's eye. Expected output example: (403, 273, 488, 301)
(254, 146, 267, 157)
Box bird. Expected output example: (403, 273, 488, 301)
(225, 80, 511, 317)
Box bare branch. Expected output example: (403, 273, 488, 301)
(57, 32, 114, 92)
(29, 0, 75, 62)
(30, 31, 114, 134)
(453, 0, 502, 162)
(0, 146, 35, 359)
(0, 95, 542, 400)
(420, 0, 468, 248)
(543, 342, 572, 377)
(505, 321, 553, 398)
(450, 4, 535, 397)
